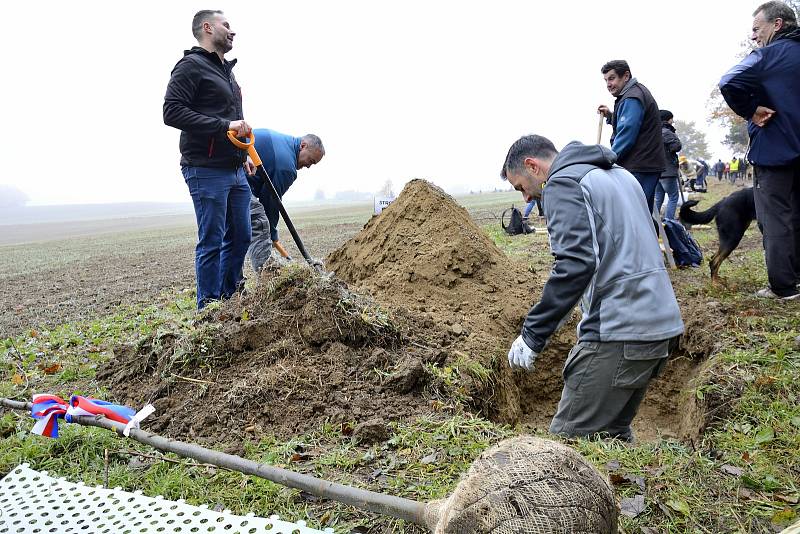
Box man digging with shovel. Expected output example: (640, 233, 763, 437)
(501, 135, 684, 442)
(244, 129, 325, 272)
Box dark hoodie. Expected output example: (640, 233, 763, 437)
(720, 27, 800, 166)
(661, 122, 682, 178)
(521, 142, 684, 353)
(163, 47, 246, 168)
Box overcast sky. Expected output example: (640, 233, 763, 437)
(2, 0, 757, 206)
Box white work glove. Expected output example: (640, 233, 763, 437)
(507, 335, 538, 371)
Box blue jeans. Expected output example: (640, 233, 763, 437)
(654, 176, 680, 220)
(631, 172, 660, 214)
(182, 166, 252, 309)
(696, 170, 707, 190)
(524, 198, 544, 218)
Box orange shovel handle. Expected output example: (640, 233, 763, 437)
(226, 130, 262, 166)
(273, 240, 291, 259)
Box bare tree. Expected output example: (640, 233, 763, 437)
(708, 87, 750, 154)
(674, 120, 711, 160)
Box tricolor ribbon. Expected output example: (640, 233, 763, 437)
(30, 394, 139, 438)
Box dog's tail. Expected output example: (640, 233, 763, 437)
(679, 199, 720, 225)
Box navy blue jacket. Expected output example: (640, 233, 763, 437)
(720, 29, 800, 166)
(247, 129, 301, 241)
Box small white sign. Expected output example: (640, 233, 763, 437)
(374, 196, 395, 215)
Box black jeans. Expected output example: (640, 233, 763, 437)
(753, 162, 800, 296)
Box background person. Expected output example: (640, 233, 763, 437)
(696, 159, 709, 192)
(655, 109, 682, 220)
(597, 60, 666, 213)
(524, 198, 545, 219)
(163, 9, 252, 309)
(679, 156, 698, 190)
(501, 135, 684, 442)
(714, 159, 725, 181)
(730, 156, 740, 182)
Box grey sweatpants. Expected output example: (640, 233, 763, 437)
(247, 195, 273, 273)
(549, 337, 678, 442)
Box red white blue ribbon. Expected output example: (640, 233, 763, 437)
(30, 394, 137, 438)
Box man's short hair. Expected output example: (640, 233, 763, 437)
(303, 134, 325, 154)
(753, 1, 798, 29)
(500, 135, 558, 180)
(601, 60, 632, 78)
(192, 10, 224, 40)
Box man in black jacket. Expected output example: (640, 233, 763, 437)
(164, 10, 252, 309)
(654, 110, 682, 220)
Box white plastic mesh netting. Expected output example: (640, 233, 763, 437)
(0, 463, 332, 534)
(432, 436, 618, 534)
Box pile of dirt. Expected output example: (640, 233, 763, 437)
(98, 266, 449, 443)
(327, 180, 578, 424)
(98, 180, 567, 443)
(98, 179, 717, 445)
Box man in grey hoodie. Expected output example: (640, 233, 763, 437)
(501, 135, 684, 441)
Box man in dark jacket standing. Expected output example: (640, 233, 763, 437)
(164, 10, 252, 309)
(720, 1, 800, 300)
(246, 129, 325, 272)
(501, 135, 684, 442)
(654, 110, 683, 220)
(714, 159, 725, 181)
(598, 60, 666, 214)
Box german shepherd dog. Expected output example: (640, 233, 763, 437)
(679, 188, 756, 280)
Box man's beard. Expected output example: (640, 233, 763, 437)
(216, 35, 233, 53)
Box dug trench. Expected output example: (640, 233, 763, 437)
(98, 180, 719, 449)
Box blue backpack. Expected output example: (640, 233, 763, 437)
(663, 219, 703, 267)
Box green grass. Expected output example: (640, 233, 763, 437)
(2, 183, 799, 532)
(0, 290, 197, 400)
(0, 409, 511, 533)
(0, 226, 197, 277)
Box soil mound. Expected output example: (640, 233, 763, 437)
(98, 179, 715, 445)
(98, 266, 448, 443)
(327, 180, 577, 423)
(327, 179, 526, 304)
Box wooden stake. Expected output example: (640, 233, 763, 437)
(597, 114, 604, 144)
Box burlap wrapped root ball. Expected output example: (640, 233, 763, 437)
(428, 435, 618, 533)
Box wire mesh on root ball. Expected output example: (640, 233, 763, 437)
(426, 435, 618, 533)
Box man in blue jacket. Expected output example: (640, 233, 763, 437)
(164, 10, 252, 309)
(246, 129, 325, 272)
(598, 60, 666, 214)
(501, 135, 684, 441)
(720, 1, 800, 300)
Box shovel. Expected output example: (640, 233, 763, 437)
(227, 130, 314, 267)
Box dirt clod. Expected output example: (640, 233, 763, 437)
(353, 418, 390, 444)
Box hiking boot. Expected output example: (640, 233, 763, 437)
(755, 287, 800, 300)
